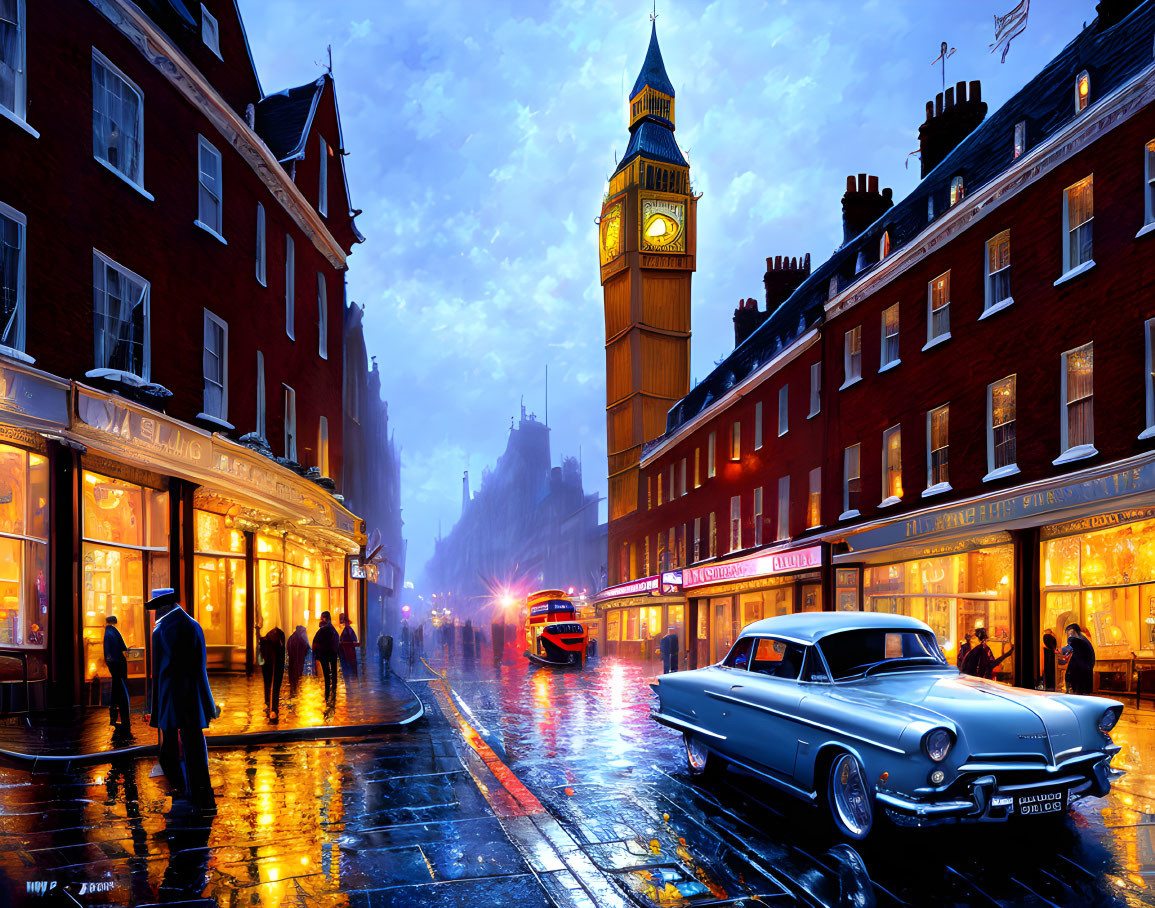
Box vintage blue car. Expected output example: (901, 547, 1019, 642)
(651, 612, 1124, 838)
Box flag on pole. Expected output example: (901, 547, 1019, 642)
(931, 41, 957, 91)
(990, 0, 1030, 63)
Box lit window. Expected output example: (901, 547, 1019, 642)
(879, 231, 890, 260)
(1062, 176, 1094, 276)
(693, 517, 701, 562)
(1144, 140, 1155, 228)
(644, 536, 650, 575)
(283, 384, 297, 461)
(646, 476, 652, 510)
(984, 231, 1011, 312)
(657, 469, 663, 506)
(987, 375, 1018, 478)
(881, 303, 899, 369)
(317, 272, 328, 359)
(201, 309, 227, 422)
(731, 421, 740, 461)
(707, 432, 716, 477)
(729, 496, 741, 553)
(807, 468, 821, 529)
(255, 350, 266, 438)
(753, 487, 763, 547)
(196, 135, 223, 238)
(778, 385, 788, 436)
(0, 0, 27, 120)
(1013, 121, 1026, 158)
(285, 235, 295, 338)
(318, 416, 330, 477)
(926, 405, 950, 492)
(92, 51, 144, 189)
(882, 425, 902, 503)
(201, 4, 221, 58)
(255, 203, 266, 285)
(0, 201, 26, 354)
(842, 444, 860, 518)
(842, 327, 862, 388)
(926, 271, 950, 346)
(754, 401, 763, 450)
(318, 136, 329, 217)
(1057, 343, 1095, 463)
(950, 175, 964, 206)
(694, 448, 700, 487)
(809, 361, 821, 415)
(92, 250, 149, 379)
(708, 512, 716, 558)
(1146, 321, 1155, 438)
(776, 476, 790, 541)
(1075, 70, 1090, 113)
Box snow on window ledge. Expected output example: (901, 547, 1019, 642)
(838, 509, 861, 521)
(0, 345, 35, 365)
(979, 298, 1014, 321)
(878, 495, 902, 508)
(1054, 259, 1096, 287)
(922, 481, 952, 499)
(982, 464, 1021, 483)
(1053, 444, 1098, 466)
(196, 412, 235, 432)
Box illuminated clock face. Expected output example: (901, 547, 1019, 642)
(640, 197, 686, 253)
(600, 200, 623, 265)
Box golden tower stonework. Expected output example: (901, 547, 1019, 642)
(600, 23, 695, 581)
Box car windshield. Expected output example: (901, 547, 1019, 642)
(818, 628, 946, 681)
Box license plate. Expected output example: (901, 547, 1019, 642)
(1015, 790, 1066, 815)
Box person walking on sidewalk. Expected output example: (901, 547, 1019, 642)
(1063, 623, 1096, 694)
(339, 613, 359, 678)
(312, 612, 341, 704)
(103, 615, 131, 734)
(147, 588, 218, 812)
(258, 627, 286, 720)
(287, 625, 309, 698)
(659, 627, 679, 674)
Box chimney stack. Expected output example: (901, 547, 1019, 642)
(842, 175, 893, 245)
(733, 253, 812, 348)
(918, 80, 986, 179)
(1096, 0, 1143, 29)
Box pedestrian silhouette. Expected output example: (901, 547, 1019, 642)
(960, 627, 1014, 679)
(659, 626, 679, 674)
(286, 625, 309, 698)
(258, 627, 286, 720)
(103, 615, 131, 734)
(377, 633, 393, 679)
(312, 611, 341, 704)
(1062, 623, 1096, 694)
(339, 613, 359, 678)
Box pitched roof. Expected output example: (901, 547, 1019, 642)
(255, 78, 325, 162)
(655, 2, 1155, 443)
(631, 23, 675, 99)
(615, 118, 688, 174)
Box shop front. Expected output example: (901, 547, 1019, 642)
(594, 573, 685, 668)
(681, 545, 825, 669)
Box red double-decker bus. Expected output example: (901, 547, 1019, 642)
(523, 590, 588, 667)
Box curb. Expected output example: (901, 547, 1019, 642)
(0, 677, 425, 772)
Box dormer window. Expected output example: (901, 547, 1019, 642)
(950, 176, 964, 207)
(1075, 70, 1090, 113)
(879, 230, 890, 260)
(201, 4, 221, 59)
(1013, 121, 1026, 158)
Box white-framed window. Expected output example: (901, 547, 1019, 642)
(0, 0, 27, 121)
(926, 271, 950, 346)
(880, 303, 899, 370)
(807, 467, 821, 529)
(879, 231, 890, 260)
(729, 495, 741, 553)
(984, 231, 1011, 313)
(842, 443, 860, 518)
(196, 135, 223, 238)
(255, 350, 266, 438)
(1143, 140, 1155, 231)
(950, 175, 964, 206)
(777, 385, 788, 436)
(1013, 120, 1026, 158)
(317, 272, 328, 359)
(1145, 321, 1155, 439)
(693, 517, 701, 562)
(285, 235, 295, 338)
(986, 375, 1018, 478)
(201, 309, 227, 422)
(882, 425, 902, 504)
(680, 457, 687, 496)
(694, 448, 700, 488)
(708, 512, 716, 558)
(255, 203, 266, 285)
(753, 486, 763, 547)
(0, 200, 26, 354)
(776, 476, 790, 541)
(283, 384, 297, 461)
(669, 465, 675, 502)
(707, 432, 716, 478)
(730, 421, 740, 461)
(809, 361, 821, 416)
(1075, 70, 1090, 114)
(1061, 176, 1094, 276)
(926, 405, 950, 494)
(841, 327, 861, 388)
(1057, 343, 1095, 463)
(92, 50, 144, 189)
(200, 4, 221, 58)
(92, 250, 149, 379)
(318, 415, 330, 477)
(318, 136, 329, 217)
(754, 401, 763, 450)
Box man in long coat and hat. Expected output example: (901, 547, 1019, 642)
(147, 588, 218, 811)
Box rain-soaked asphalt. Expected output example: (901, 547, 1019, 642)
(0, 647, 1153, 906)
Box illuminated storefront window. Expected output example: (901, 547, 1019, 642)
(81, 471, 169, 679)
(740, 585, 792, 627)
(863, 543, 1014, 674)
(194, 510, 246, 661)
(0, 445, 49, 649)
(256, 531, 286, 636)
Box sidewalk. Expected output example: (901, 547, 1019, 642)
(0, 664, 423, 767)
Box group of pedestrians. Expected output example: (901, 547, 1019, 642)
(954, 622, 1097, 694)
(257, 611, 360, 712)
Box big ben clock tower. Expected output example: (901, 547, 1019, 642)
(600, 21, 695, 580)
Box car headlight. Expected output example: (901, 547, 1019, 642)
(923, 728, 952, 762)
(1098, 707, 1121, 736)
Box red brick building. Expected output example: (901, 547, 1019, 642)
(598, 0, 1155, 692)
(0, 0, 365, 708)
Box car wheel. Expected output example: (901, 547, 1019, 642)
(684, 733, 722, 779)
(826, 752, 873, 840)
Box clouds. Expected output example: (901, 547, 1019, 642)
(238, 0, 1089, 585)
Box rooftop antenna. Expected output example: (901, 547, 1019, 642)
(650, 0, 658, 23)
(327, 44, 333, 74)
(930, 41, 956, 92)
(545, 365, 549, 428)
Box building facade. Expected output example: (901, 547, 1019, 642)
(0, 0, 366, 709)
(600, 0, 1155, 690)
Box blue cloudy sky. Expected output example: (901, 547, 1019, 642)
(238, 0, 1090, 585)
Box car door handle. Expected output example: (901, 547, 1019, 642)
(730, 685, 744, 691)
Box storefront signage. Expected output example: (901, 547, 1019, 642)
(660, 570, 683, 595)
(846, 458, 1155, 553)
(0, 363, 69, 429)
(349, 556, 366, 579)
(75, 388, 211, 469)
(596, 575, 659, 600)
(1041, 506, 1155, 540)
(683, 545, 823, 589)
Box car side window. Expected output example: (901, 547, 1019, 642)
(749, 637, 805, 680)
(800, 647, 829, 683)
(722, 636, 754, 670)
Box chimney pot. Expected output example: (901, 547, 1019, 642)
(775, 255, 782, 269)
(790, 256, 797, 269)
(846, 175, 856, 192)
(867, 175, 879, 194)
(857, 173, 867, 192)
(935, 93, 944, 115)
(765, 256, 773, 272)
(944, 87, 955, 109)
(803, 253, 811, 270)
(969, 80, 981, 103)
(955, 80, 967, 103)
(925, 100, 935, 121)
(882, 187, 893, 201)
